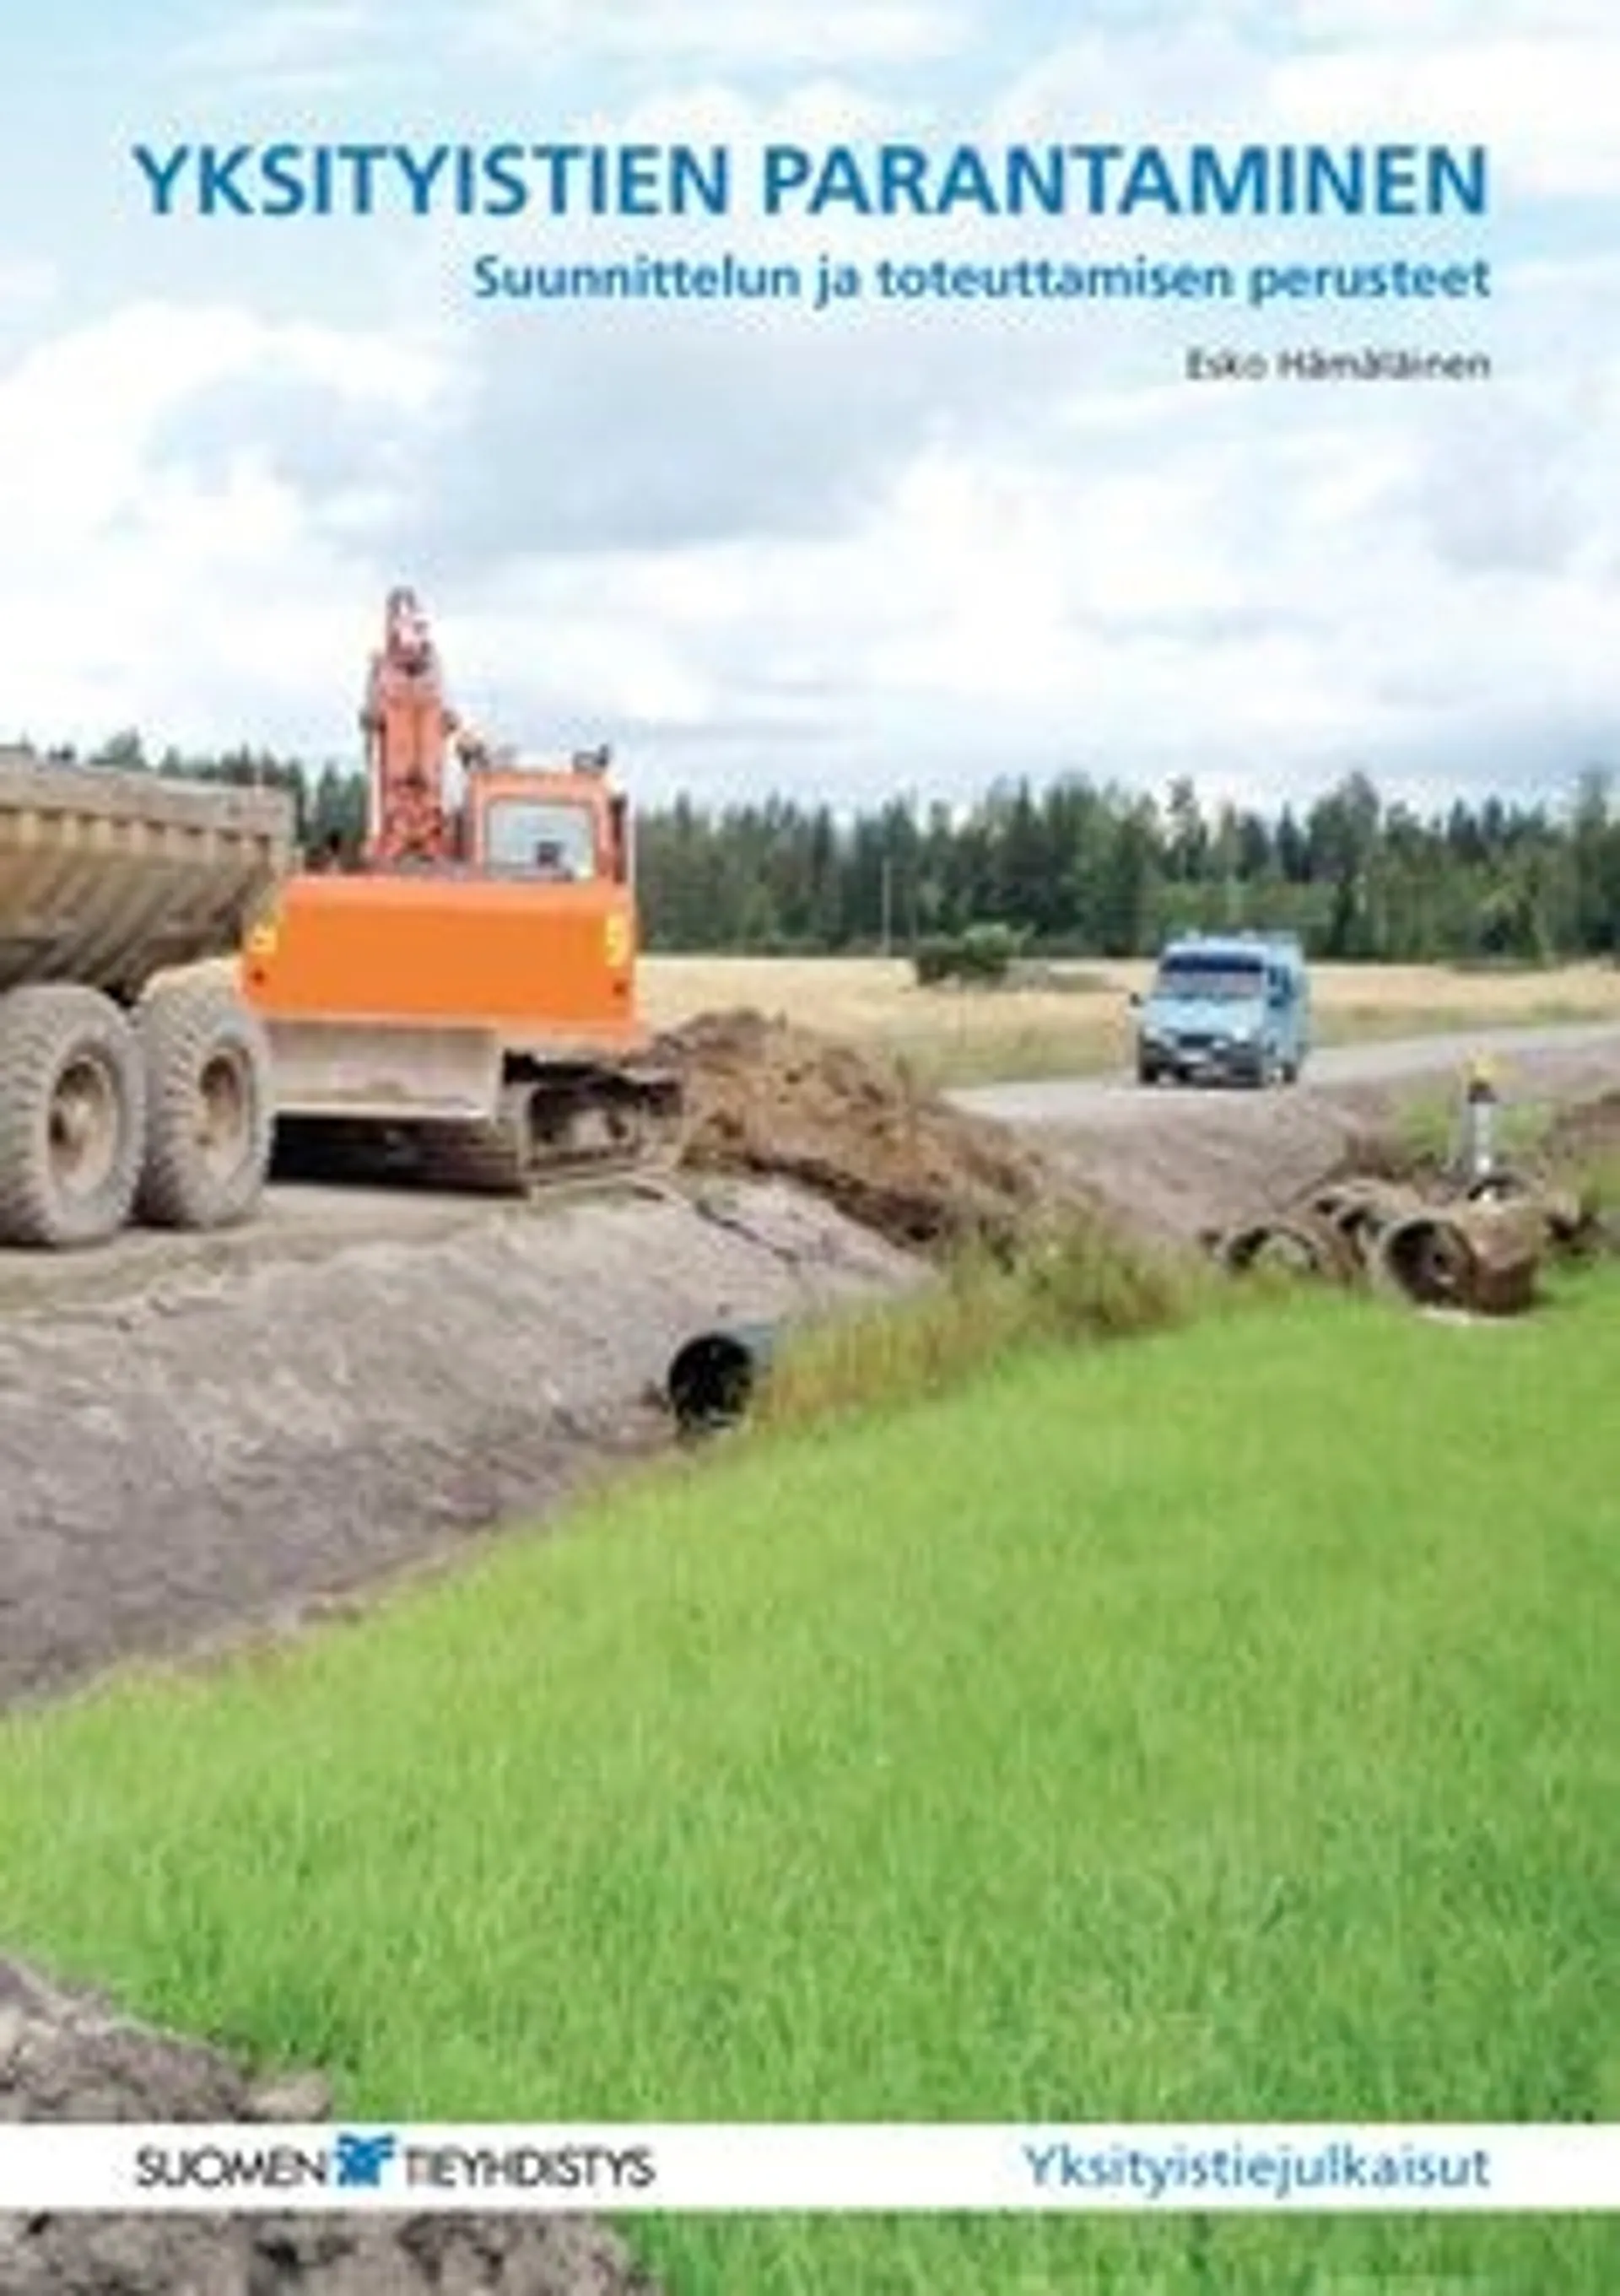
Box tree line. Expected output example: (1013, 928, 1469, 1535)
(47, 732, 1620, 964)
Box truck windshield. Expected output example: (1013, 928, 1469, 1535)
(483, 799, 597, 880)
(1155, 956, 1266, 1000)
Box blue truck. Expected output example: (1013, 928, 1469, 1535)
(1132, 932, 1311, 1088)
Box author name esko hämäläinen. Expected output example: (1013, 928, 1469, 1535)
(1186, 346, 1493, 381)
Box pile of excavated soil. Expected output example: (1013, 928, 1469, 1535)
(0, 1958, 660, 2294)
(0, 1178, 924, 1712)
(661, 1008, 1079, 1253)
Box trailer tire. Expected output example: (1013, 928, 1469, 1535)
(136, 980, 274, 1231)
(0, 985, 147, 1247)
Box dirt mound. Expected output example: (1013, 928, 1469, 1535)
(661, 1009, 1075, 1253)
(0, 1958, 660, 2294)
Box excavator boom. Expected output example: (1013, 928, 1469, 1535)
(362, 586, 457, 865)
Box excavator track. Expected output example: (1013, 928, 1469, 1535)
(273, 1067, 685, 1201)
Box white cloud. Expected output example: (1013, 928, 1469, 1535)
(0, 258, 57, 312)
(397, 323, 1615, 811)
(0, 303, 454, 751)
(0, 1, 1616, 811)
(463, 0, 975, 74)
(996, 7, 1620, 204)
(170, 0, 379, 81)
(1288, 0, 1612, 43)
(1273, 40, 1620, 201)
(3, 256, 1615, 809)
(563, 75, 924, 150)
(994, 19, 1266, 141)
(0, 303, 445, 536)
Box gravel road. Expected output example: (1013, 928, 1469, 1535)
(951, 1020, 1620, 1245)
(953, 1018, 1620, 1127)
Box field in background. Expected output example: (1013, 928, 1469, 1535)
(1, 1276, 1615, 2294)
(643, 955, 1620, 1086)
(181, 950, 1620, 1089)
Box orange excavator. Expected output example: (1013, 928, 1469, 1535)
(240, 586, 681, 1191)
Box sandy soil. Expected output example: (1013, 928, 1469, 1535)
(656, 1007, 1079, 1251)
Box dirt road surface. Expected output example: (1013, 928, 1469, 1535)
(954, 1021, 1620, 1242)
(954, 1018, 1620, 1123)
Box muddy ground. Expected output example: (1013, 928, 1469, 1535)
(0, 1017, 1616, 2294)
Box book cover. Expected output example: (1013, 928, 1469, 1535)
(0, 8, 1614, 2295)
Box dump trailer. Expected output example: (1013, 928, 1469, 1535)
(240, 587, 682, 1192)
(0, 748, 294, 1247)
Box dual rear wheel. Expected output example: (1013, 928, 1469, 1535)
(0, 979, 273, 1249)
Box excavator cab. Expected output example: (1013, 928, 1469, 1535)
(466, 764, 624, 884)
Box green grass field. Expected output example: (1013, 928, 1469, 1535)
(1, 1277, 1617, 2292)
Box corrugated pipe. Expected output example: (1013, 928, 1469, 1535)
(666, 1321, 780, 1435)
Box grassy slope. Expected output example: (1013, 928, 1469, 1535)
(1, 1281, 1617, 2292)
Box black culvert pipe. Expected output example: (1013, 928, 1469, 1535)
(666, 1322, 780, 1435)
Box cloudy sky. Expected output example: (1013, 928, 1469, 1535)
(0, 0, 1616, 816)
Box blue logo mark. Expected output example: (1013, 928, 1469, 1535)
(333, 2131, 398, 2189)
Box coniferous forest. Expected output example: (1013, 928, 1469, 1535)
(54, 732, 1620, 964)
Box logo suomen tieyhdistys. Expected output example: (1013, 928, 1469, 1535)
(132, 2129, 399, 2192)
(334, 2131, 399, 2190)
